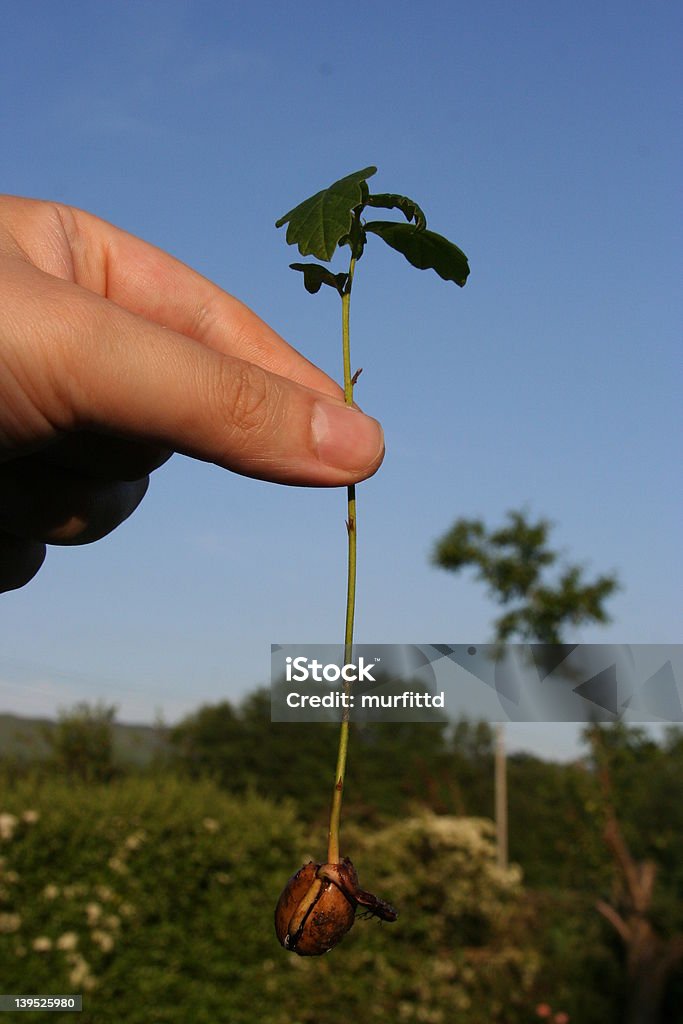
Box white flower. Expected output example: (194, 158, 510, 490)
(90, 929, 114, 953)
(43, 884, 60, 900)
(202, 817, 220, 833)
(85, 902, 102, 925)
(0, 813, 18, 841)
(0, 913, 21, 933)
(21, 810, 40, 825)
(32, 936, 52, 952)
(56, 931, 79, 951)
(67, 952, 95, 988)
(123, 830, 146, 851)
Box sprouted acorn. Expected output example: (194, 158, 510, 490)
(274, 857, 397, 956)
(274, 168, 468, 958)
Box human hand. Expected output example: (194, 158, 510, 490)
(0, 196, 384, 592)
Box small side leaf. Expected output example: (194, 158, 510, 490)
(366, 193, 427, 230)
(290, 263, 348, 296)
(364, 222, 470, 286)
(275, 167, 377, 262)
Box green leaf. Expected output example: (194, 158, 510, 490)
(365, 193, 427, 229)
(290, 263, 348, 296)
(275, 166, 377, 261)
(364, 221, 470, 286)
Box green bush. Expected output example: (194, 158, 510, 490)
(0, 775, 306, 1023)
(0, 774, 622, 1023)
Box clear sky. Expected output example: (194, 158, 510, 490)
(1, 0, 681, 760)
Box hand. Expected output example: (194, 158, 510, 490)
(0, 196, 384, 592)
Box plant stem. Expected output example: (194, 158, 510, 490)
(327, 250, 358, 865)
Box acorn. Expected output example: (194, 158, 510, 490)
(274, 856, 397, 956)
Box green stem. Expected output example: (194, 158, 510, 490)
(327, 250, 357, 865)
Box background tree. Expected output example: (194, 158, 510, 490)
(432, 508, 619, 643)
(168, 687, 452, 828)
(432, 509, 683, 1021)
(589, 724, 683, 1024)
(432, 507, 620, 867)
(43, 701, 118, 783)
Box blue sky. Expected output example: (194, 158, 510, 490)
(1, 1, 681, 759)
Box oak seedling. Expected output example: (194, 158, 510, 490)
(274, 166, 470, 955)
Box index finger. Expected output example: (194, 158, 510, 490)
(58, 202, 343, 401)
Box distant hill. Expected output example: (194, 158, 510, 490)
(0, 712, 166, 766)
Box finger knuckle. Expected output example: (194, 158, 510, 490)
(220, 360, 273, 438)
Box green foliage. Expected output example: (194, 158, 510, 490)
(0, 777, 543, 1024)
(169, 692, 337, 822)
(3, 721, 681, 1020)
(585, 723, 683, 935)
(365, 192, 427, 228)
(432, 509, 619, 643)
(275, 166, 377, 261)
(360, 812, 524, 946)
(169, 688, 452, 826)
(346, 719, 452, 823)
(0, 775, 306, 1024)
(167, 692, 682, 932)
(364, 221, 470, 285)
(339, 812, 540, 1022)
(276, 165, 470, 286)
(0, 712, 170, 779)
(505, 753, 609, 891)
(524, 889, 622, 1024)
(43, 702, 118, 783)
(289, 262, 348, 295)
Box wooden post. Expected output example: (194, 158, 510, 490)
(494, 723, 508, 871)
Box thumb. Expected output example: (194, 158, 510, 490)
(41, 276, 385, 486)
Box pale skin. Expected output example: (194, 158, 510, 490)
(0, 195, 384, 593)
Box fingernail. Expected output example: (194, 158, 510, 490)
(312, 401, 384, 473)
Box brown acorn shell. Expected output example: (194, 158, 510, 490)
(274, 861, 356, 956)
